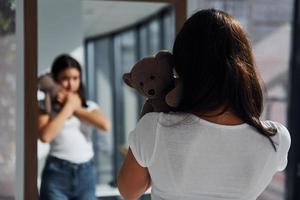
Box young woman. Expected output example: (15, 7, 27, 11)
(117, 9, 291, 200)
(38, 54, 111, 200)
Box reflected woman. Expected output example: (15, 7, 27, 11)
(38, 54, 111, 200)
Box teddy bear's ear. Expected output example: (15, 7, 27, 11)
(155, 50, 174, 68)
(122, 73, 133, 87)
(38, 73, 63, 99)
(38, 73, 59, 91)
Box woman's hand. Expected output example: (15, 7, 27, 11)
(56, 90, 68, 104)
(65, 93, 82, 112)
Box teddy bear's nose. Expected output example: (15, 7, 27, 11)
(148, 89, 155, 96)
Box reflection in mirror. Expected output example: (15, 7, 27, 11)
(37, 0, 175, 198)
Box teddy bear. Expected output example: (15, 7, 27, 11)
(123, 50, 182, 118)
(38, 73, 64, 114)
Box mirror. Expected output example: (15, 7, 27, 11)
(37, 0, 176, 198)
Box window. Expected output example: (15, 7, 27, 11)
(93, 38, 114, 184)
(85, 6, 175, 190)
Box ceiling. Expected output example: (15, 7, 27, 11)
(82, 0, 170, 38)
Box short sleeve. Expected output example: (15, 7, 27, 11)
(37, 90, 47, 113)
(128, 112, 160, 167)
(38, 99, 47, 114)
(275, 122, 291, 171)
(86, 100, 99, 112)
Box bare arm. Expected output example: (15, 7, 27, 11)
(38, 104, 74, 143)
(117, 148, 151, 200)
(74, 106, 112, 131)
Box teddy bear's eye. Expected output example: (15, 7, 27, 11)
(140, 82, 144, 86)
(150, 76, 155, 80)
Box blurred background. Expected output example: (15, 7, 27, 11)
(0, 0, 295, 199)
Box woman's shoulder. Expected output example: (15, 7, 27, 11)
(136, 112, 160, 130)
(135, 112, 192, 132)
(157, 112, 198, 127)
(85, 100, 99, 111)
(261, 121, 290, 140)
(262, 121, 291, 152)
(137, 112, 196, 127)
(262, 120, 291, 171)
(261, 120, 287, 130)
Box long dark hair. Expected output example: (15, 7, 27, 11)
(51, 54, 88, 108)
(172, 9, 277, 151)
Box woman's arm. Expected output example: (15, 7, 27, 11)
(117, 148, 151, 200)
(38, 104, 74, 143)
(38, 93, 81, 143)
(74, 106, 112, 131)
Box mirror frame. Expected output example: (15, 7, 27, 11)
(24, 0, 186, 199)
(24, 0, 37, 199)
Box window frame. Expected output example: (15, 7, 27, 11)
(23, 0, 38, 199)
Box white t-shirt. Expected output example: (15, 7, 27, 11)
(42, 100, 99, 163)
(128, 112, 291, 200)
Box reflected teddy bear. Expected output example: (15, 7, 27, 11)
(38, 73, 65, 114)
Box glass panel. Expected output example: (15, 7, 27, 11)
(120, 31, 139, 143)
(139, 25, 149, 58)
(94, 38, 114, 185)
(0, 0, 16, 199)
(162, 10, 175, 50)
(148, 19, 161, 55)
(210, 0, 250, 31)
(251, 3, 291, 199)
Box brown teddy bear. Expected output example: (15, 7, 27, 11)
(123, 50, 182, 118)
(38, 73, 64, 114)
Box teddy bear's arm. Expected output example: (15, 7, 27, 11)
(165, 78, 183, 107)
(140, 100, 154, 118)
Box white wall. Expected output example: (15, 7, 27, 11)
(38, 0, 84, 74)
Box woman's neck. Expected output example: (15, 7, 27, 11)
(192, 107, 244, 125)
